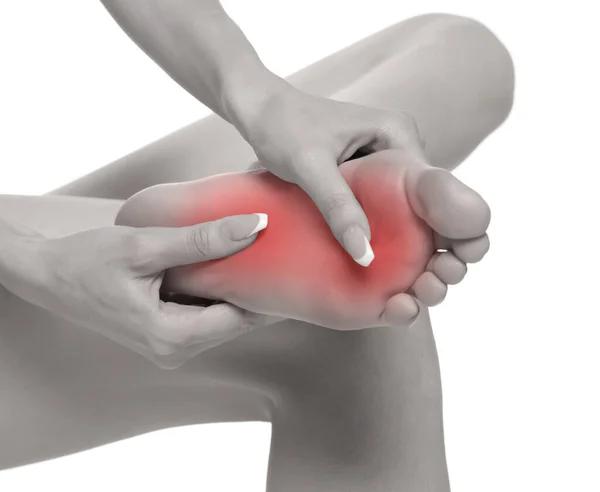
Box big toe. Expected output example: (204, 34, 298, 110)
(412, 167, 491, 239)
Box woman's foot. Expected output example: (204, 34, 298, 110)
(116, 149, 490, 330)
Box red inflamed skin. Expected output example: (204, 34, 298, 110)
(116, 150, 435, 330)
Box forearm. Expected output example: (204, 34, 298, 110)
(100, 0, 279, 126)
(0, 194, 119, 298)
(0, 211, 44, 300)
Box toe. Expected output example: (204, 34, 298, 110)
(453, 234, 490, 263)
(413, 167, 491, 240)
(412, 272, 448, 306)
(428, 251, 467, 285)
(383, 293, 420, 327)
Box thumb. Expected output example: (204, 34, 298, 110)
(293, 152, 374, 267)
(139, 213, 268, 273)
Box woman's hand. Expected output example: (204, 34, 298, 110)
(0, 213, 279, 369)
(99, 0, 425, 267)
(232, 79, 426, 267)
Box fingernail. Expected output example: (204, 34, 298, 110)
(230, 214, 269, 241)
(226, 213, 269, 241)
(343, 225, 374, 267)
(245, 213, 268, 238)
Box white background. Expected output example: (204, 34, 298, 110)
(1, 1, 599, 491)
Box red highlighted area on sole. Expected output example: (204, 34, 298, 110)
(117, 153, 434, 329)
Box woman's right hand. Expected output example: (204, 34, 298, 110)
(0, 213, 279, 369)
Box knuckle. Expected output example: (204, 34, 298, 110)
(119, 230, 160, 270)
(217, 220, 237, 242)
(376, 111, 424, 148)
(375, 115, 404, 139)
(292, 146, 328, 169)
(186, 226, 214, 257)
(320, 192, 355, 221)
(118, 229, 146, 261)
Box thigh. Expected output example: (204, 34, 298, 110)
(0, 284, 276, 470)
(265, 314, 450, 492)
(0, 194, 123, 237)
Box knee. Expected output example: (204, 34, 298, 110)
(397, 14, 515, 122)
(447, 15, 515, 119)
(442, 14, 515, 119)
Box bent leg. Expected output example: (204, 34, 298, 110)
(28, 13, 514, 489)
(266, 315, 448, 492)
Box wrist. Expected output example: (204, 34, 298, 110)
(220, 62, 289, 138)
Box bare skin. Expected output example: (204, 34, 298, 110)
(0, 14, 513, 491)
(116, 149, 490, 329)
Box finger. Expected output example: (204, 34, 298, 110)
(147, 322, 243, 370)
(168, 302, 283, 368)
(167, 301, 282, 342)
(292, 150, 374, 267)
(144, 302, 269, 370)
(136, 213, 268, 273)
(166, 307, 285, 368)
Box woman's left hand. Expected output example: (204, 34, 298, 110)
(234, 79, 426, 267)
